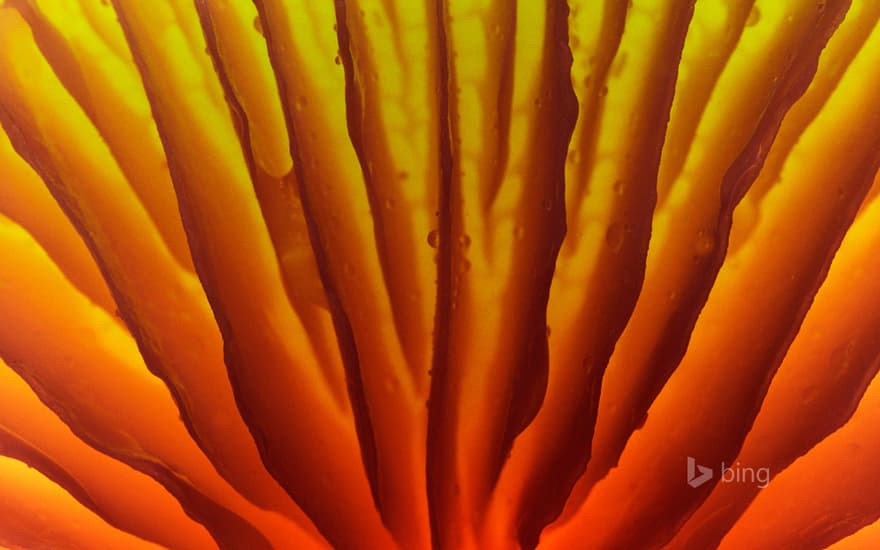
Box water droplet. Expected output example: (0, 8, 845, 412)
(383, 199, 394, 210)
(514, 226, 526, 239)
(542, 199, 553, 212)
(253, 16, 264, 35)
(613, 180, 625, 196)
(605, 223, 624, 252)
(334, 55, 341, 65)
(427, 229, 439, 248)
(746, 5, 760, 26)
(459, 234, 471, 248)
(598, 85, 608, 97)
(294, 96, 308, 111)
(695, 232, 714, 256)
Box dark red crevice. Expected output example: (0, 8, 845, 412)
(481, 0, 516, 212)
(251, 0, 382, 521)
(510, 1, 651, 547)
(0, 428, 103, 524)
(0, 10, 251, 522)
(332, 0, 429, 375)
(425, 0, 457, 547)
(193, 0, 346, 409)
(0, 344, 269, 550)
(104, 3, 372, 546)
(2, 48, 271, 548)
(567, 0, 628, 221)
(579, 0, 855, 511)
(669, 112, 880, 550)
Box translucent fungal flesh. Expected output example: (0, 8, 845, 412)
(0, 1, 879, 549)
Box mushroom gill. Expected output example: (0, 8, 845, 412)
(0, 0, 878, 549)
